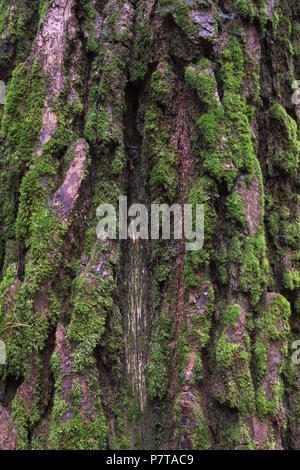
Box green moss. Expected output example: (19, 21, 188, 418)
(50, 354, 107, 450)
(0, 78, 82, 378)
(0, 263, 16, 323)
(214, 296, 255, 413)
(276, 15, 292, 40)
(225, 191, 245, 227)
(0, 60, 73, 377)
(269, 104, 299, 175)
(1, 60, 44, 166)
(225, 370, 255, 412)
(191, 406, 212, 450)
(240, 235, 269, 306)
(218, 419, 256, 450)
(256, 382, 282, 419)
(215, 354, 256, 412)
(38, 0, 52, 22)
(77, 1, 98, 53)
(220, 41, 244, 93)
(159, 0, 216, 40)
(283, 269, 300, 290)
(174, 395, 211, 450)
(159, 0, 190, 29)
(67, 251, 117, 373)
(296, 392, 300, 425)
(85, 107, 114, 147)
(185, 59, 219, 108)
(0, 59, 44, 248)
(151, 62, 174, 99)
(272, 11, 280, 36)
(193, 38, 261, 190)
(184, 177, 217, 280)
(146, 316, 172, 400)
(254, 340, 268, 380)
(11, 395, 29, 450)
(126, 394, 142, 423)
(255, 294, 291, 419)
(257, 294, 291, 342)
(128, 8, 152, 82)
(216, 335, 240, 368)
(50, 400, 106, 450)
(187, 282, 214, 347)
(0, 0, 39, 66)
(143, 107, 178, 202)
(222, 304, 241, 329)
(197, 108, 224, 146)
(235, 0, 255, 20)
(268, 210, 280, 238)
(217, 230, 268, 307)
(234, 0, 267, 27)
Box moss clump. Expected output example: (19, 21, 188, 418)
(184, 177, 217, 283)
(269, 104, 299, 175)
(282, 269, 300, 290)
(192, 407, 212, 450)
(194, 40, 261, 189)
(146, 316, 172, 400)
(187, 283, 214, 348)
(50, 357, 107, 450)
(197, 107, 224, 146)
(0, 0, 40, 67)
(256, 382, 282, 420)
(214, 298, 255, 413)
(185, 59, 219, 108)
(128, 5, 152, 82)
(0, 59, 44, 251)
(143, 107, 178, 202)
(174, 395, 212, 450)
(11, 395, 29, 450)
(255, 295, 291, 419)
(216, 335, 240, 368)
(234, 0, 267, 27)
(159, 0, 190, 29)
(85, 107, 114, 146)
(0, 263, 16, 324)
(240, 235, 269, 306)
(257, 294, 291, 342)
(77, 1, 98, 53)
(235, 0, 255, 20)
(67, 242, 119, 374)
(225, 191, 245, 227)
(215, 344, 256, 413)
(254, 340, 268, 380)
(222, 304, 241, 329)
(220, 42, 244, 93)
(151, 61, 175, 105)
(1, 60, 44, 169)
(216, 231, 269, 306)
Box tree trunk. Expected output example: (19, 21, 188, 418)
(0, 0, 299, 450)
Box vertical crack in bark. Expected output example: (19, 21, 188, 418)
(123, 79, 150, 417)
(169, 79, 194, 447)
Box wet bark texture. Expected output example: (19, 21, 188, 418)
(0, 0, 299, 450)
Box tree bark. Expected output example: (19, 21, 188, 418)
(0, 0, 299, 450)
